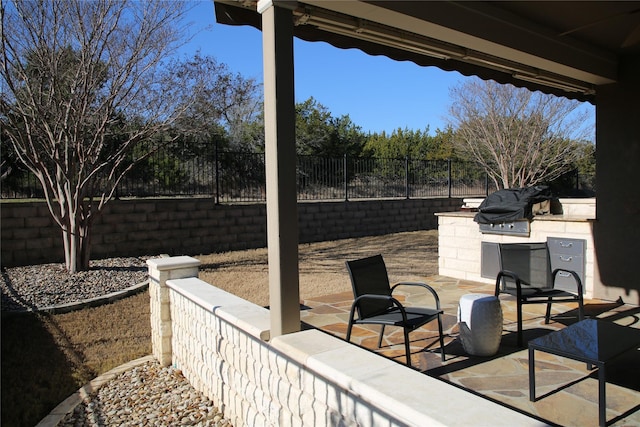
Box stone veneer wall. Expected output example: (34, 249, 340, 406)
(147, 256, 541, 427)
(1, 197, 461, 267)
(437, 212, 600, 299)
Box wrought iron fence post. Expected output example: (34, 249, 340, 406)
(405, 155, 410, 199)
(448, 159, 452, 198)
(215, 139, 220, 205)
(343, 153, 348, 201)
(485, 172, 489, 196)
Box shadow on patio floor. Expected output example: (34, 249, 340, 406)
(301, 276, 640, 427)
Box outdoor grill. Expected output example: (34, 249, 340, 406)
(474, 186, 552, 237)
(478, 220, 531, 236)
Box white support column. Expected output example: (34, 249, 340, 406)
(147, 256, 201, 366)
(259, 0, 301, 337)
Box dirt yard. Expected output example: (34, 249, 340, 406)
(195, 230, 439, 307)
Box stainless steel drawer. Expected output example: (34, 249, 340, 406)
(551, 254, 584, 290)
(547, 237, 586, 293)
(547, 238, 585, 256)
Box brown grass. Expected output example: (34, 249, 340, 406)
(1, 230, 438, 426)
(49, 291, 152, 374)
(1, 292, 151, 427)
(197, 230, 439, 307)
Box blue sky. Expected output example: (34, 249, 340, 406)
(181, 1, 594, 137)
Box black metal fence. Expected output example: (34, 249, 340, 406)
(0, 146, 594, 201)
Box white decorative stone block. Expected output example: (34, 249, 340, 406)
(158, 262, 545, 427)
(458, 294, 503, 356)
(558, 198, 595, 217)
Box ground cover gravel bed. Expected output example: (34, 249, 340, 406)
(1, 257, 150, 311)
(61, 361, 231, 427)
(1, 256, 232, 426)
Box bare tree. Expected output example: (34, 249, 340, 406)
(447, 78, 593, 189)
(0, 0, 200, 272)
(173, 53, 262, 151)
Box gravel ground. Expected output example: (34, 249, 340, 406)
(1, 257, 233, 426)
(61, 361, 231, 427)
(1, 257, 150, 311)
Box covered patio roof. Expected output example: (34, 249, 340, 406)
(212, 0, 640, 337)
(215, 1, 640, 103)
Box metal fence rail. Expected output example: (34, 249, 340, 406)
(1, 145, 593, 201)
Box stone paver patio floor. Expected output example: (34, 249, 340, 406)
(300, 276, 640, 427)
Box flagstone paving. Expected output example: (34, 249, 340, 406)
(300, 276, 640, 427)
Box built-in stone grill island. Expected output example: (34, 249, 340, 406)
(437, 198, 602, 299)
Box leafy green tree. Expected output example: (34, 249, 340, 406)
(575, 141, 596, 178)
(295, 97, 365, 157)
(361, 126, 463, 184)
(326, 114, 366, 158)
(430, 126, 458, 160)
(548, 140, 596, 196)
(295, 97, 332, 155)
(575, 141, 596, 193)
(364, 127, 437, 159)
(447, 78, 592, 189)
(0, 132, 34, 196)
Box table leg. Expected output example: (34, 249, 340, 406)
(598, 364, 606, 427)
(529, 346, 536, 401)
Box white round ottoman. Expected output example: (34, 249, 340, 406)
(457, 294, 503, 356)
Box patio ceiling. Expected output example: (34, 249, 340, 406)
(212, 0, 640, 334)
(214, 0, 640, 104)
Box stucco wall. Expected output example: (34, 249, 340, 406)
(1, 197, 462, 267)
(594, 55, 640, 304)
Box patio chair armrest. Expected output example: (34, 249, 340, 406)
(351, 294, 408, 322)
(552, 268, 584, 296)
(495, 270, 524, 299)
(391, 281, 441, 309)
(353, 294, 393, 304)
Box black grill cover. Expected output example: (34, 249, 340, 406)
(474, 186, 551, 224)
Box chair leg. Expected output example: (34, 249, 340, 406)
(378, 325, 385, 348)
(346, 304, 358, 343)
(346, 320, 354, 343)
(437, 313, 446, 362)
(403, 328, 412, 368)
(545, 298, 552, 324)
(578, 295, 585, 321)
(517, 300, 523, 347)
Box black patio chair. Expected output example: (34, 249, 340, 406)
(345, 254, 446, 368)
(495, 242, 585, 347)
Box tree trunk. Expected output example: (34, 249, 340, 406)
(63, 227, 78, 274)
(62, 207, 92, 273)
(79, 223, 92, 271)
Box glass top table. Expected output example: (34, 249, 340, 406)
(528, 318, 640, 427)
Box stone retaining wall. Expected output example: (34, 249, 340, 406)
(1, 197, 461, 267)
